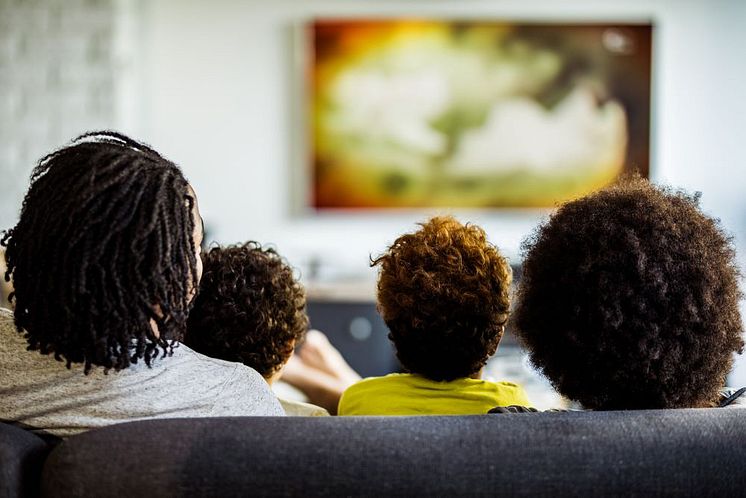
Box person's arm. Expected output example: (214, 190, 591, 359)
(280, 330, 361, 415)
(280, 356, 350, 415)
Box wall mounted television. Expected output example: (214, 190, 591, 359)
(307, 19, 652, 209)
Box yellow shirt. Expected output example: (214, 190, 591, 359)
(337, 373, 531, 416)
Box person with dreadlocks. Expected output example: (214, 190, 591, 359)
(0, 131, 283, 438)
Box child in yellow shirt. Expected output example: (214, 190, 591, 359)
(338, 216, 531, 415)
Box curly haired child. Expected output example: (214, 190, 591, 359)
(338, 216, 531, 415)
(185, 242, 328, 416)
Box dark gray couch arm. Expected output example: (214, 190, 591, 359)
(41, 410, 746, 497)
(0, 423, 50, 498)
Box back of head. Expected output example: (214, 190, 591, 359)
(185, 243, 308, 379)
(372, 215, 512, 381)
(515, 177, 744, 409)
(1, 131, 199, 373)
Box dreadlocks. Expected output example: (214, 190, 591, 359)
(1, 131, 199, 373)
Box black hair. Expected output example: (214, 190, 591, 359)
(514, 177, 744, 409)
(1, 131, 199, 373)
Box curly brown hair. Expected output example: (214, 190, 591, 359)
(372, 216, 512, 381)
(515, 177, 744, 409)
(185, 243, 308, 379)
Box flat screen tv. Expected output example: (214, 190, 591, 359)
(307, 19, 652, 209)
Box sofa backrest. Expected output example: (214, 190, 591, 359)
(0, 423, 50, 498)
(41, 409, 746, 497)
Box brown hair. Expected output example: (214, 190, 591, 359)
(372, 216, 512, 381)
(185, 243, 308, 379)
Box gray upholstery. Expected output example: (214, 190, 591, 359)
(41, 409, 746, 497)
(0, 423, 50, 498)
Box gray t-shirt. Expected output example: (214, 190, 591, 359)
(0, 308, 284, 437)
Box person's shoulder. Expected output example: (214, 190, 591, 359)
(175, 344, 271, 390)
(493, 380, 521, 389)
(279, 398, 329, 417)
(482, 379, 526, 394)
(481, 379, 532, 407)
(345, 373, 421, 395)
(165, 343, 280, 410)
(171, 342, 242, 368)
(347, 373, 404, 388)
(338, 374, 386, 415)
(339, 374, 404, 411)
(169, 342, 267, 380)
(209, 361, 284, 416)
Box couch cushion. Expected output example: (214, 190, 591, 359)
(41, 409, 746, 497)
(0, 423, 51, 498)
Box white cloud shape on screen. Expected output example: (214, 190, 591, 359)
(330, 70, 450, 155)
(448, 86, 627, 174)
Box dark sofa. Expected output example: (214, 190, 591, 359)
(0, 423, 49, 498)
(3, 409, 746, 497)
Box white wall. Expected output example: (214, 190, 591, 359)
(0, 0, 122, 231)
(130, 0, 746, 283)
(1, 0, 744, 384)
(129, 0, 746, 384)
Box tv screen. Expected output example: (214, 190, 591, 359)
(308, 20, 652, 209)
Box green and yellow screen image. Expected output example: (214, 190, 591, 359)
(310, 20, 651, 209)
